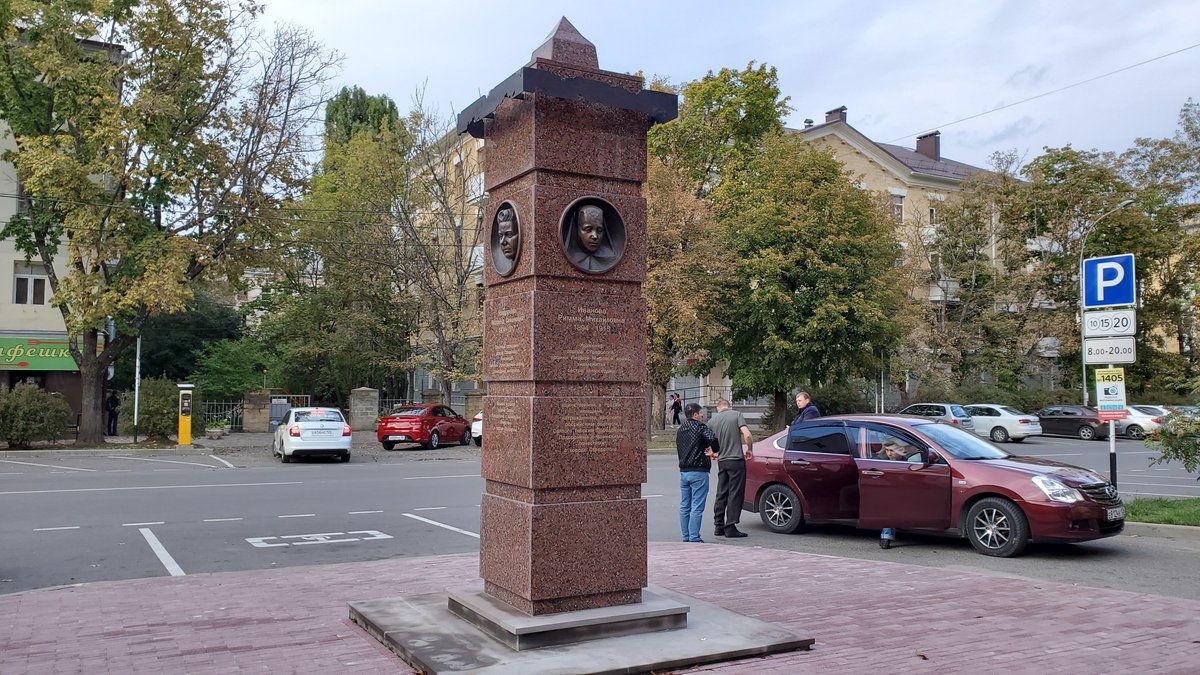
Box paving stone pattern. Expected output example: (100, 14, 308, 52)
(2, 544, 1197, 673)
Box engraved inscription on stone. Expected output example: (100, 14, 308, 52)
(485, 300, 531, 380)
(538, 302, 640, 381)
(488, 398, 523, 436)
(547, 399, 629, 453)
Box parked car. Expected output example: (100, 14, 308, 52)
(1035, 405, 1110, 440)
(471, 411, 483, 446)
(896, 403, 974, 431)
(376, 404, 470, 450)
(272, 407, 351, 463)
(963, 404, 1043, 443)
(743, 416, 1124, 557)
(1115, 405, 1169, 440)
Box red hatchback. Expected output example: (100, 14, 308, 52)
(376, 404, 471, 450)
(744, 416, 1125, 557)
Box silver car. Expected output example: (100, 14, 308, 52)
(1115, 405, 1168, 440)
(897, 402, 974, 431)
(272, 407, 352, 463)
(964, 403, 1043, 443)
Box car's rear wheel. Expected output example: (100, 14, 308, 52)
(381, 441, 396, 451)
(758, 484, 804, 534)
(1078, 425, 1096, 441)
(473, 434, 482, 447)
(1125, 425, 1144, 440)
(280, 448, 291, 463)
(340, 453, 351, 463)
(966, 497, 1029, 557)
(990, 426, 1010, 443)
(426, 430, 440, 450)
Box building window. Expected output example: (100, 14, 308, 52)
(891, 194, 904, 222)
(929, 206, 938, 224)
(14, 262, 49, 305)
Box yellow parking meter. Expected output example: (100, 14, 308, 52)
(177, 383, 195, 446)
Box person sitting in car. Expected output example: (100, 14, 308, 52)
(876, 441, 912, 461)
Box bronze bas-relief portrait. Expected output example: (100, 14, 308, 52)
(560, 197, 625, 274)
(490, 204, 521, 276)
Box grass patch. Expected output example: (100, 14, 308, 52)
(1126, 497, 1200, 526)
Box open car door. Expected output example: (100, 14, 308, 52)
(850, 423, 951, 530)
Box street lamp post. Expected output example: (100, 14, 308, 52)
(1078, 199, 1135, 407)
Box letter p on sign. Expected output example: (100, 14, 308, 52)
(1083, 254, 1136, 309)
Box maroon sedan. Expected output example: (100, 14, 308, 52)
(376, 404, 471, 450)
(744, 416, 1125, 557)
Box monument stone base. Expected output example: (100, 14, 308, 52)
(348, 585, 813, 674)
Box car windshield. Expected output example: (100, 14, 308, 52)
(390, 407, 427, 416)
(999, 406, 1025, 416)
(919, 423, 1010, 460)
(295, 409, 343, 422)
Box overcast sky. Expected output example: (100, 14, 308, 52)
(262, 0, 1200, 170)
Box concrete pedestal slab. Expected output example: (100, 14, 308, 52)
(348, 585, 813, 674)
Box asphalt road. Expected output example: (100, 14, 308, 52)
(1, 432, 1197, 599)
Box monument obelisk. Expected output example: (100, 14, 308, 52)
(468, 18, 674, 616)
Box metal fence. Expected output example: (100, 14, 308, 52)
(379, 398, 419, 414)
(201, 401, 244, 431)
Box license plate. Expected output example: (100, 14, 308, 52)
(387, 435, 409, 441)
(310, 430, 334, 437)
(1106, 506, 1125, 521)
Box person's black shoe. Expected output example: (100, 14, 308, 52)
(879, 538, 893, 550)
(713, 527, 725, 537)
(724, 526, 748, 538)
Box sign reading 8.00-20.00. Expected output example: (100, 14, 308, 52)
(1083, 336, 1136, 365)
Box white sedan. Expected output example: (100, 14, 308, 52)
(964, 403, 1043, 443)
(471, 411, 483, 446)
(1115, 405, 1168, 440)
(272, 407, 352, 463)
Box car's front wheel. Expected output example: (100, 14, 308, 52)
(965, 497, 1029, 557)
(425, 430, 440, 450)
(758, 484, 804, 534)
(1078, 425, 1096, 441)
(1125, 425, 1145, 440)
(460, 428, 471, 446)
(990, 426, 1010, 443)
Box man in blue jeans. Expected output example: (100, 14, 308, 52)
(676, 402, 718, 543)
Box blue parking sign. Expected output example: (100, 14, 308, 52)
(1083, 254, 1136, 309)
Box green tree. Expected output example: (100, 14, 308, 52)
(712, 131, 907, 415)
(192, 336, 276, 401)
(648, 62, 791, 194)
(0, 0, 338, 444)
(323, 85, 401, 145)
(111, 290, 242, 390)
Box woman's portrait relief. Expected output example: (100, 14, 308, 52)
(490, 204, 521, 276)
(560, 197, 625, 274)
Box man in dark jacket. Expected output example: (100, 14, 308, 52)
(105, 391, 120, 436)
(790, 391, 821, 432)
(676, 403, 718, 543)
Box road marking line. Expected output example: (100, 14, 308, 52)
(402, 474, 480, 480)
(643, 494, 664, 498)
(0, 472, 23, 475)
(34, 526, 80, 531)
(412, 506, 446, 511)
(139, 528, 185, 576)
(208, 455, 236, 469)
(123, 522, 165, 527)
(402, 513, 479, 539)
(279, 513, 315, 518)
(1026, 453, 1083, 457)
(1118, 482, 1200, 490)
(0, 459, 96, 472)
(348, 510, 383, 515)
(1124, 491, 1200, 498)
(203, 518, 243, 522)
(106, 456, 223, 469)
(107, 470, 133, 473)
(0, 481, 302, 496)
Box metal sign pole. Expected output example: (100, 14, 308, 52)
(133, 335, 141, 444)
(1107, 362, 1117, 488)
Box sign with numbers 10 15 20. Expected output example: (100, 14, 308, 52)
(1083, 309, 1136, 338)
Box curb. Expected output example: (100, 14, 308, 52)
(1122, 521, 1200, 542)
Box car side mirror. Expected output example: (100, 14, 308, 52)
(923, 451, 939, 466)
